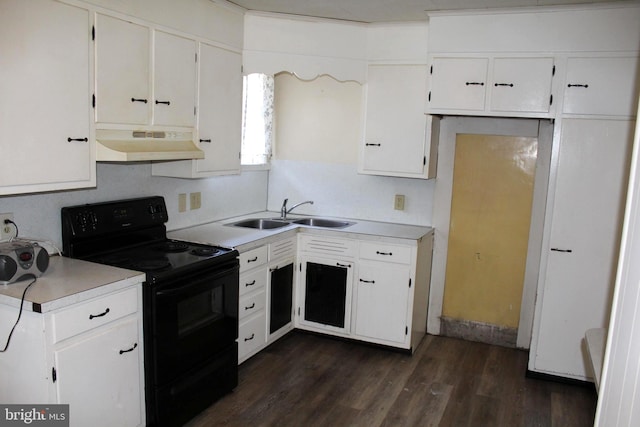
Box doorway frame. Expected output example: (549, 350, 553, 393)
(428, 116, 553, 349)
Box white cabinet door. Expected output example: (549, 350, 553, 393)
(562, 57, 640, 116)
(428, 57, 488, 111)
(490, 57, 554, 113)
(532, 119, 634, 379)
(355, 262, 411, 344)
(153, 31, 196, 127)
(195, 44, 242, 175)
(55, 317, 142, 427)
(297, 255, 353, 336)
(0, 0, 93, 195)
(360, 64, 430, 178)
(95, 14, 150, 125)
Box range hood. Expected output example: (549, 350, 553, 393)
(96, 129, 204, 162)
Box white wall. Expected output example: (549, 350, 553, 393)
(268, 73, 434, 225)
(0, 164, 268, 252)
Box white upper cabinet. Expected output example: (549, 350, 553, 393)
(562, 56, 640, 117)
(151, 43, 242, 177)
(427, 56, 555, 117)
(95, 14, 150, 125)
(196, 44, 242, 174)
(359, 64, 436, 179)
(153, 31, 197, 127)
(490, 57, 554, 113)
(0, 0, 94, 195)
(94, 19, 196, 129)
(428, 57, 488, 112)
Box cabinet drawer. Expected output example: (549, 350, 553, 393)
(239, 268, 267, 297)
(269, 237, 296, 261)
(239, 245, 268, 273)
(299, 235, 357, 257)
(359, 242, 412, 265)
(239, 290, 265, 321)
(238, 315, 266, 360)
(52, 287, 139, 343)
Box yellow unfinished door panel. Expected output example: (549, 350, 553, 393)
(443, 134, 537, 328)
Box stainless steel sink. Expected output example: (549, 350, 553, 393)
(292, 218, 354, 228)
(231, 218, 291, 229)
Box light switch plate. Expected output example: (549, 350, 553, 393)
(394, 195, 405, 211)
(178, 194, 187, 213)
(190, 192, 201, 210)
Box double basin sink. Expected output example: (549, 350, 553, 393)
(230, 217, 355, 230)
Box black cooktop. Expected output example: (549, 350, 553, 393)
(61, 196, 238, 283)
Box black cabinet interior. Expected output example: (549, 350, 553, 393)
(304, 261, 347, 328)
(270, 263, 294, 334)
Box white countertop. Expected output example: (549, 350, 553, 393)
(0, 256, 145, 313)
(168, 211, 434, 252)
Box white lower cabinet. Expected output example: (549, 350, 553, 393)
(54, 317, 141, 426)
(297, 232, 434, 352)
(355, 261, 410, 344)
(238, 245, 268, 364)
(238, 236, 297, 364)
(0, 285, 145, 427)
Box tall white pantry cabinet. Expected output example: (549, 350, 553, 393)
(426, 5, 640, 381)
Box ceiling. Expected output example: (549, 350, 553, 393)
(227, 0, 628, 23)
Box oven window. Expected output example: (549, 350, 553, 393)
(178, 287, 224, 336)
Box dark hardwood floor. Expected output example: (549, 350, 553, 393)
(186, 332, 597, 427)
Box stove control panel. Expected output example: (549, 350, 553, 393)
(62, 196, 169, 256)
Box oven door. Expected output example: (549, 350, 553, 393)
(149, 259, 239, 385)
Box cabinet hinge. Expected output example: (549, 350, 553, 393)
(51, 366, 57, 383)
(92, 93, 96, 109)
(409, 278, 412, 288)
(428, 91, 431, 102)
(405, 326, 408, 335)
(550, 94, 553, 106)
(91, 25, 95, 41)
(552, 65, 556, 76)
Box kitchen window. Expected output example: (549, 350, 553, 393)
(241, 73, 274, 167)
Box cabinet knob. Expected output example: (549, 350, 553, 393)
(359, 279, 375, 284)
(155, 100, 171, 105)
(494, 83, 514, 87)
(365, 143, 381, 147)
(465, 82, 484, 86)
(551, 248, 573, 253)
(244, 333, 255, 342)
(199, 139, 212, 143)
(67, 137, 88, 143)
(567, 84, 589, 88)
(131, 97, 148, 104)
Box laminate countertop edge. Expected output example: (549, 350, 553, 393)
(0, 256, 145, 313)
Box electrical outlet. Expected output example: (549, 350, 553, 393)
(178, 194, 187, 213)
(0, 213, 15, 240)
(394, 195, 405, 211)
(190, 192, 201, 210)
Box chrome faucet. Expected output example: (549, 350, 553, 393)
(280, 198, 314, 219)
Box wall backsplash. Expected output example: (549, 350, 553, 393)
(0, 163, 268, 252)
(267, 159, 435, 226)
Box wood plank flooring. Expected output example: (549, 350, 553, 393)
(185, 332, 597, 427)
